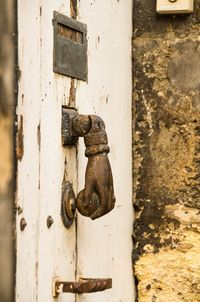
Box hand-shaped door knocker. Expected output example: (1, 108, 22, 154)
(61, 108, 115, 228)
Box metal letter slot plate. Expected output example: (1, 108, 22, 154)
(53, 11, 88, 81)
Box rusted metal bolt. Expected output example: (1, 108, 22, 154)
(47, 215, 54, 228)
(20, 218, 27, 231)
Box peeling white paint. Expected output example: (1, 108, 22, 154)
(16, 1, 134, 301)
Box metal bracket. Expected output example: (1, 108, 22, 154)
(61, 107, 78, 146)
(53, 277, 112, 296)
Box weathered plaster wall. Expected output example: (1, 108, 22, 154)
(0, 1, 15, 301)
(133, 1, 200, 301)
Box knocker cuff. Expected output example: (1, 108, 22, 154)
(85, 144, 110, 157)
(83, 115, 110, 157)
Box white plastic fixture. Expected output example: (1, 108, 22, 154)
(157, 0, 194, 14)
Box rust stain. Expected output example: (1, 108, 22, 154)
(37, 122, 41, 190)
(70, 0, 77, 19)
(16, 115, 24, 161)
(37, 123, 41, 149)
(69, 79, 76, 107)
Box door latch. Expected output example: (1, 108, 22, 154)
(52, 277, 112, 296)
(61, 107, 115, 227)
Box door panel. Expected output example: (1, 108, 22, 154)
(16, 1, 134, 301)
(76, 1, 134, 301)
(37, 2, 77, 301)
(16, 2, 41, 301)
(16, 2, 77, 302)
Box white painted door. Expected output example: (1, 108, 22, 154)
(16, 1, 134, 302)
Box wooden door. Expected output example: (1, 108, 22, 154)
(16, 1, 134, 301)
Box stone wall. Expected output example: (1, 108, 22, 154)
(0, 1, 15, 301)
(133, 1, 200, 301)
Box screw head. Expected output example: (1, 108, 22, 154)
(20, 218, 27, 231)
(47, 215, 54, 228)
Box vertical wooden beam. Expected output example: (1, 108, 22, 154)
(0, 0, 15, 301)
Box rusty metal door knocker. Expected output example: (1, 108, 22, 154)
(61, 107, 116, 228)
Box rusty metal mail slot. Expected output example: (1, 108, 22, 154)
(53, 11, 87, 81)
